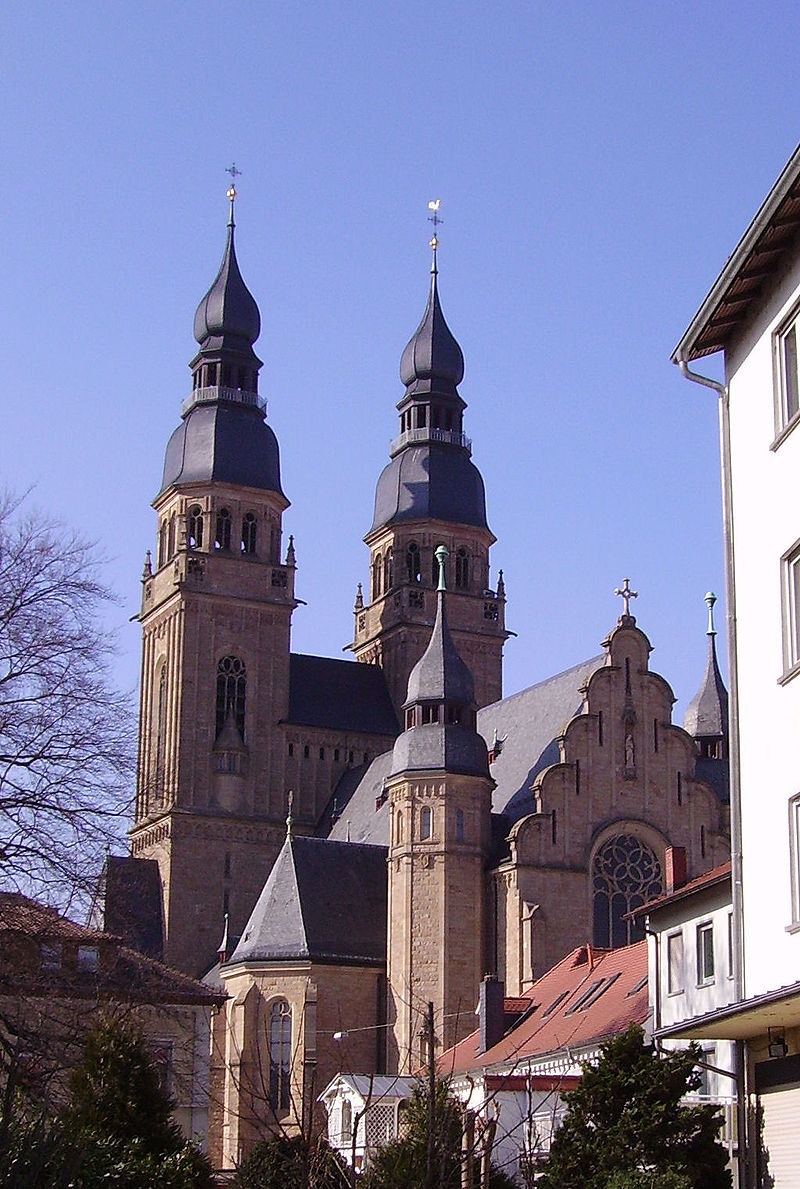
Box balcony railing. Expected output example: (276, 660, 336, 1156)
(389, 427, 471, 457)
(181, 386, 267, 417)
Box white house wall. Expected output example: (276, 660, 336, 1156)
(726, 248, 800, 999)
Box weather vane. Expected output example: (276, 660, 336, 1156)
(428, 198, 443, 249)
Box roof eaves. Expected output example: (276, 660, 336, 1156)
(672, 141, 800, 363)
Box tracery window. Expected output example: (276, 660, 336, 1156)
(269, 999, 292, 1112)
(373, 553, 383, 600)
(406, 542, 421, 583)
(241, 512, 257, 554)
(215, 507, 232, 551)
(158, 521, 168, 568)
(216, 656, 246, 739)
(167, 514, 176, 559)
(155, 665, 167, 799)
(384, 548, 394, 591)
(455, 548, 469, 589)
(187, 505, 204, 549)
(592, 834, 662, 948)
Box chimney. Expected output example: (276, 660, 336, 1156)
(664, 846, 688, 895)
(479, 975, 505, 1053)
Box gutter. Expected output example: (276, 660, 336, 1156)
(675, 354, 748, 1189)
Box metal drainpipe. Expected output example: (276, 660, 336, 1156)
(676, 356, 748, 1189)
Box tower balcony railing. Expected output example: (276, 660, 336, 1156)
(181, 386, 267, 417)
(389, 426, 472, 457)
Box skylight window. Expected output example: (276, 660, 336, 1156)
(627, 973, 649, 997)
(564, 978, 604, 1015)
(542, 989, 570, 1018)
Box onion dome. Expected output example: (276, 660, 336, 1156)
(391, 547, 489, 778)
(193, 203, 261, 353)
(399, 261, 464, 397)
(684, 592, 729, 746)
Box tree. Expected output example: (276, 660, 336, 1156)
(536, 1024, 731, 1189)
(361, 1079, 516, 1189)
(0, 492, 133, 905)
(233, 1133, 348, 1189)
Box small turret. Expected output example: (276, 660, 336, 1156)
(684, 592, 729, 760)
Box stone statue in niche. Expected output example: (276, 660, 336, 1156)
(624, 732, 636, 778)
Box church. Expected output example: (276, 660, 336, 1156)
(107, 186, 730, 1165)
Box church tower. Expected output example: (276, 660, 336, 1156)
(131, 188, 296, 976)
(386, 546, 494, 1072)
(352, 238, 507, 716)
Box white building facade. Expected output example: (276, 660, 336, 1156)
(673, 142, 800, 1188)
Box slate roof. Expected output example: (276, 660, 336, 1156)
(437, 941, 649, 1076)
(324, 656, 603, 846)
(229, 835, 388, 966)
(683, 632, 728, 741)
(399, 267, 465, 397)
(288, 654, 399, 736)
(160, 402, 284, 497)
(368, 444, 489, 536)
(193, 216, 261, 353)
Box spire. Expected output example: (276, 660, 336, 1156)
(399, 263, 465, 398)
(404, 547, 474, 707)
(684, 592, 729, 745)
(392, 545, 488, 777)
(192, 187, 261, 358)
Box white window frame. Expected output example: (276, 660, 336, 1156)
(696, 921, 715, 985)
(780, 539, 800, 678)
(774, 303, 800, 441)
(789, 793, 800, 928)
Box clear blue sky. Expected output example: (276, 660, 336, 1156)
(2, 2, 796, 721)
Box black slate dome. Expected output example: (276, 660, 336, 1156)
(369, 446, 488, 535)
(160, 403, 284, 497)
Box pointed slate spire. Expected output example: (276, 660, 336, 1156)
(399, 257, 465, 398)
(684, 592, 729, 745)
(392, 546, 488, 778)
(404, 546, 474, 709)
(193, 190, 261, 355)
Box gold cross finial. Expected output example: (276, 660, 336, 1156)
(226, 162, 242, 202)
(614, 577, 638, 619)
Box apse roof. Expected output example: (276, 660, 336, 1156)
(228, 835, 387, 966)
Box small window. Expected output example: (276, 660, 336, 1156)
(373, 553, 383, 600)
(288, 742, 294, 757)
(420, 806, 432, 840)
(334, 748, 340, 762)
(41, 943, 62, 970)
(224, 852, 231, 879)
(696, 922, 714, 984)
(405, 707, 416, 729)
(341, 1098, 353, 1144)
(187, 505, 204, 549)
(215, 507, 232, 551)
(421, 704, 440, 725)
(384, 548, 394, 591)
(319, 746, 325, 760)
(167, 514, 176, 559)
(781, 541, 800, 675)
(406, 542, 421, 584)
(667, 931, 684, 994)
(776, 310, 800, 433)
(269, 999, 292, 1112)
(77, 946, 99, 973)
(241, 512, 257, 554)
(303, 745, 310, 759)
(455, 548, 469, 590)
(455, 809, 464, 842)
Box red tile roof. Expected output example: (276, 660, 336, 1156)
(0, 893, 223, 1006)
(631, 861, 731, 918)
(437, 941, 648, 1076)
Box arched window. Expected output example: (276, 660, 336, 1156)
(155, 665, 167, 800)
(420, 805, 432, 840)
(384, 547, 394, 591)
(592, 834, 662, 948)
(158, 521, 167, 568)
(341, 1098, 353, 1144)
(397, 810, 404, 843)
(187, 505, 203, 549)
(373, 553, 383, 600)
(215, 508, 232, 551)
(241, 512, 257, 554)
(216, 656, 246, 739)
(268, 999, 292, 1112)
(406, 542, 421, 583)
(167, 514, 176, 559)
(455, 548, 469, 590)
